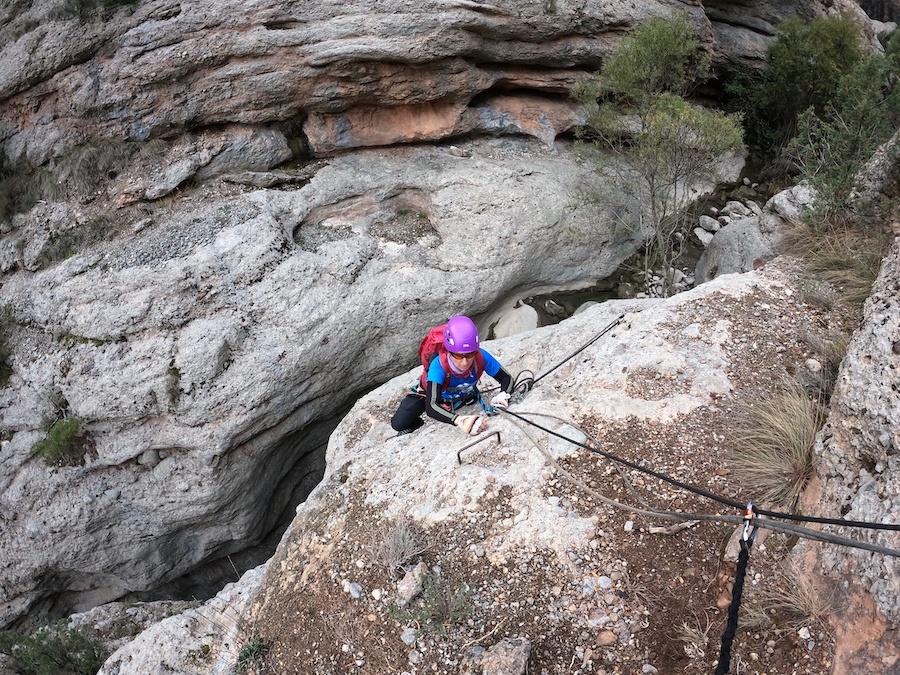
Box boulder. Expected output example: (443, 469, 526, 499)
(97, 565, 266, 675)
(694, 213, 782, 281)
(492, 304, 540, 339)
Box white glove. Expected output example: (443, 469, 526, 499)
(490, 392, 511, 409)
(454, 415, 487, 435)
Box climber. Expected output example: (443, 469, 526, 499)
(390, 315, 515, 435)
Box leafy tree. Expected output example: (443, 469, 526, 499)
(595, 13, 711, 105)
(726, 12, 866, 152)
(574, 14, 744, 295)
(787, 52, 900, 214)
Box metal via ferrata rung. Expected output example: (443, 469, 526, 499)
(456, 431, 501, 464)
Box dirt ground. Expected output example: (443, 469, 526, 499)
(242, 259, 863, 675)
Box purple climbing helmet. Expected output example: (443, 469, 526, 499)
(443, 315, 480, 353)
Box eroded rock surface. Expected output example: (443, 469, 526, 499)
(108, 253, 898, 673)
(0, 138, 647, 627)
(798, 237, 900, 673)
(0, 0, 869, 174)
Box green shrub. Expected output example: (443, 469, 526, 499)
(0, 621, 108, 675)
(0, 306, 13, 388)
(786, 53, 900, 214)
(574, 13, 743, 296)
(390, 571, 473, 632)
(235, 634, 270, 674)
(726, 12, 866, 151)
(32, 416, 88, 467)
(884, 27, 900, 60)
(589, 12, 711, 105)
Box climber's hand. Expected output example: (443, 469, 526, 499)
(454, 415, 487, 435)
(490, 392, 510, 409)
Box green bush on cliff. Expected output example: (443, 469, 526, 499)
(0, 152, 58, 225)
(0, 621, 108, 675)
(57, 0, 140, 21)
(32, 415, 89, 467)
(0, 306, 13, 388)
(786, 52, 900, 214)
(726, 12, 867, 152)
(573, 12, 744, 296)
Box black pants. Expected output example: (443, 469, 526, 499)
(390, 391, 479, 432)
(390, 393, 428, 432)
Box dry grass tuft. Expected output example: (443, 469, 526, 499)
(728, 381, 825, 511)
(365, 518, 430, 577)
(799, 327, 850, 396)
(674, 612, 713, 660)
(743, 566, 831, 630)
(782, 215, 892, 307)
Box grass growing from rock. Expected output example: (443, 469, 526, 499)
(727, 381, 825, 512)
(32, 417, 88, 467)
(743, 564, 832, 630)
(235, 633, 270, 674)
(365, 518, 431, 577)
(783, 214, 894, 308)
(0, 621, 108, 675)
(390, 571, 473, 634)
(56, 0, 140, 21)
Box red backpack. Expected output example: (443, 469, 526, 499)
(418, 323, 485, 389)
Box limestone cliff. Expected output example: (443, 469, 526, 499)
(0, 0, 886, 649)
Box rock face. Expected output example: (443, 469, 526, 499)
(799, 237, 900, 673)
(97, 565, 266, 675)
(0, 0, 885, 638)
(101, 252, 898, 673)
(0, 0, 869, 173)
(0, 137, 651, 627)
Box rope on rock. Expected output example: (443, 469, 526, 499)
(490, 407, 900, 675)
(532, 313, 625, 386)
(497, 409, 900, 556)
(479, 313, 624, 404)
(501, 409, 900, 533)
(715, 504, 758, 675)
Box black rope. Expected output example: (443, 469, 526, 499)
(501, 409, 900, 533)
(504, 408, 745, 505)
(481, 314, 622, 399)
(532, 314, 625, 385)
(715, 518, 756, 675)
(512, 370, 535, 400)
